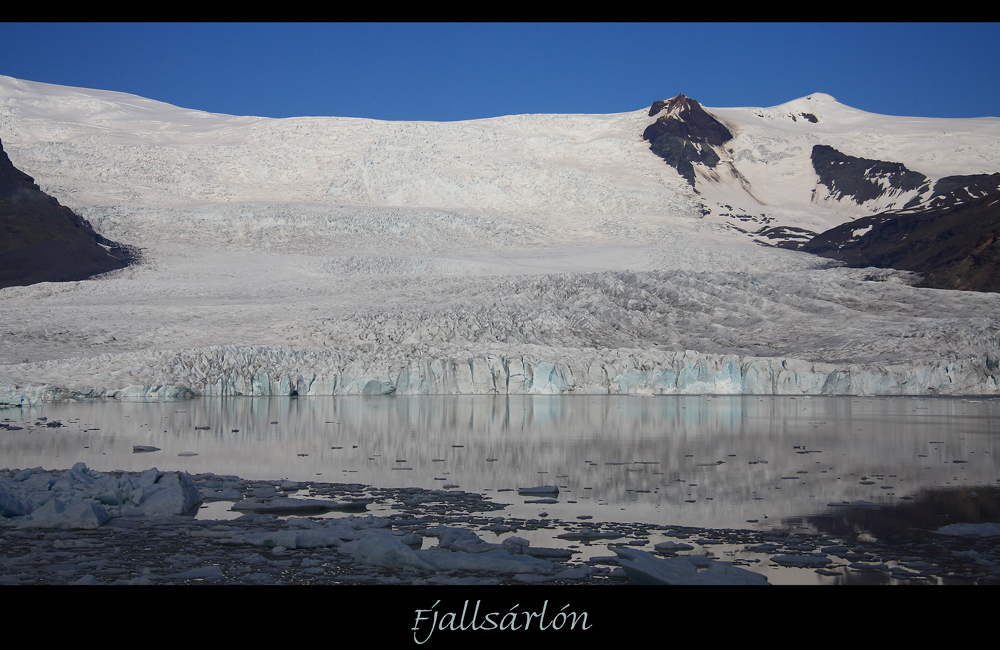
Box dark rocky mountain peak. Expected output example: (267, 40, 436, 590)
(643, 95, 734, 188)
(803, 171, 1000, 292)
(0, 138, 139, 289)
(648, 94, 691, 118)
(811, 144, 929, 207)
(644, 95, 733, 147)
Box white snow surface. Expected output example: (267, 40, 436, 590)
(1, 76, 999, 399)
(704, 93, 1000, 235)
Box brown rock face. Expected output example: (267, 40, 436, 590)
(643, 94, 733, 147)
(0, 139, 138, 289)
(642, 95, 733, 188)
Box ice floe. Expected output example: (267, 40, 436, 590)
(611, 546, 770, 585)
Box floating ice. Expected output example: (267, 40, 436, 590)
(770, 554, 833, 568)
(934, 523, 1000, 537)
(230, 496, 370, 514)
(518, 486, 559, 495)
(611, 546, 770, 585)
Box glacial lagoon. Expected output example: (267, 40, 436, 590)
(5, 394, 998, 527)
(3, 394, 999, 584)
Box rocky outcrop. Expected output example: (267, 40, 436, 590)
(754, 225, 817, 250)
(643, 95, 733, 188)
(810, 144, 929, 208)
(804, 173, 1000, 292)
(0, 138, 138, 289)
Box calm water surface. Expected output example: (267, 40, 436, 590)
(4, 394, 998, 534)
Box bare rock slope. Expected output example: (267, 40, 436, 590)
(0, 138, 136, 289)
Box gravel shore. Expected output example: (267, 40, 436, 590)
(3, 470, 999, 585)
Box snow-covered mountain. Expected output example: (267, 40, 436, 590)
(648, 92, 999, 242)
(641, 93, 1000, 290)
(1, 74, 998, 401)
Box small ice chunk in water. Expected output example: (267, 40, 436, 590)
(770, 554, 832, 567)
(518, 486, 559, 495)
(501, 536, 530, 554)
(935, 523, 1000, 537)
(611, 546, 769, 585)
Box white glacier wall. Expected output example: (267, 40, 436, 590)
(2, 345, 997, 406)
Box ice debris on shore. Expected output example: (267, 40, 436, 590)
(0, 463, 599, 584)
(0, 463, 201, 527)
(0, 462, 783, 585)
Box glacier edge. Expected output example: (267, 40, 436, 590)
(2, 345, 997, 405)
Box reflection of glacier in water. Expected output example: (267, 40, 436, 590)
(4, 395, 999, 531)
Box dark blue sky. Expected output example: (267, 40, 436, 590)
(1, 23, 997, 121)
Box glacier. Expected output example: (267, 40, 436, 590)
(0, 75, 998, 401)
